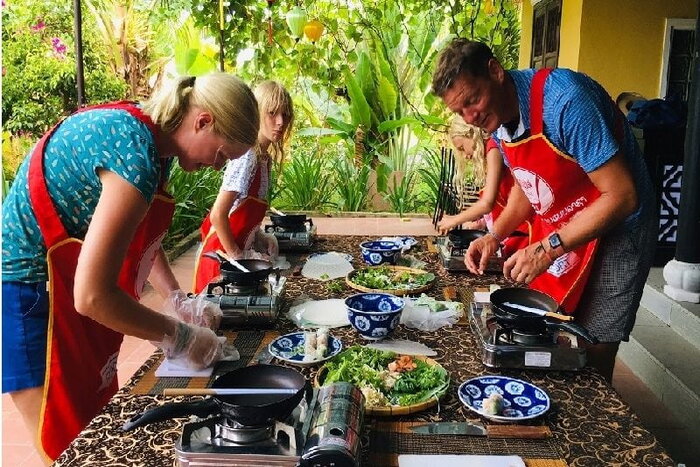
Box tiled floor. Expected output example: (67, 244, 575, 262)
(1, 216, 691, 466)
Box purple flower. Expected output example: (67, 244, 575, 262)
(2, 1, 6, 8)
(51, 37, 67, 58)
(31, 19, 46, 31)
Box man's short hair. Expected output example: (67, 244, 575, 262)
(432, 39, 495, 97)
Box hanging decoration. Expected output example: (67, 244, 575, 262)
(303, 19, 324, 43)
(286, 6, 307, 41)
(267, 0, 275, 44)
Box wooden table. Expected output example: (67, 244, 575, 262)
(53, 235, 674, 467)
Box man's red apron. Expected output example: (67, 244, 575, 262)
(500, 69, 613, 313)
(482, 167, 533, 257)
(192, 162, 268, 293)
(28, 102, 175, 461)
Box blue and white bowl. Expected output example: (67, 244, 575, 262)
(359, 240, 403, 266)
(458, 375, 551, 422)
(344, 293, 405, 340)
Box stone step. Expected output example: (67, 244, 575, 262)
(618, 306, 700, 452)
(640, 268, 700, 351)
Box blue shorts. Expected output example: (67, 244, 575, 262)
(2, 281, 49, 393)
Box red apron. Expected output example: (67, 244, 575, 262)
(501, 69, 610, 314)
(29, 102, 175, 461)
(482, 168, 533, 257)
(192, 162, 268, 293)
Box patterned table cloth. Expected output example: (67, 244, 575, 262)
(54, 235, 674, 467)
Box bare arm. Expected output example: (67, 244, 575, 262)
(209, 189, 243, 258)
(465, 181, 535, 274)
(503, 152, 638, 283)
(437, 149, 505, 234)
(73, 170, 176, 341)
(148, 247, 180, 298)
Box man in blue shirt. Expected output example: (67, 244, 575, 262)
(432, 38, 656, 382)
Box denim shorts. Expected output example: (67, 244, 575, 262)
(2, 281, 49, 393)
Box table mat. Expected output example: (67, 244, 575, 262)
(368, 420, 565, 465)
(128, 330, 279, 395)
(371, 455, 568, 467)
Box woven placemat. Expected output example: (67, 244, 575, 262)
(368, 420, 565, 465)
(129, 330, 279, 395)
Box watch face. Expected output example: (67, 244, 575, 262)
(549, 233, 562, 249)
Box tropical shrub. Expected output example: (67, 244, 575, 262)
(275, 141, 334, 211)
(2, 0, 127, 136)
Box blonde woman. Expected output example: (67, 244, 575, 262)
(193, 81, 294, 293)
(1, 73, 260, 461)
(437, 116, 531, 256)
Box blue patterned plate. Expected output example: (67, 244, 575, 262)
(457, 375, 551, 422)
(268, 332, 343, 367)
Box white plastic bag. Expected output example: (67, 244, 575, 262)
(400, 294, 463, 331)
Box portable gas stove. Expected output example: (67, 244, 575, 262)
(200, 274, 286, 329)
(435, 236, 505, 273)
(264, 221, 316, 251)
(469, 300, 587, 370)
(174, 382, 364, 467)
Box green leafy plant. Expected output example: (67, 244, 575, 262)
(277, 144, 334, 211)
(164, 164, 222, 250)
(383, 170, 419, 217)
(2, 0, 127, 136)
(333, 150, 371, 212)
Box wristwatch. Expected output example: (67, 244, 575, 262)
(547, 233, 565, 260)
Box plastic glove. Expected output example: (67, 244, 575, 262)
(254, 231, 279, 260)
(157, 318, 223, 370)
(163, 290, 222, 330)
(232, 249, 268, 261)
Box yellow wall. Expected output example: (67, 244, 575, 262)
(518, 0, 697, 99)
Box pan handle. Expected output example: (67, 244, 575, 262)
(121, 398, 219, 432)
(545, 320, 599, 345)
(203, 251, 223, 263)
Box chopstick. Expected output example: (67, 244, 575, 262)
(163, 388, 299, 396)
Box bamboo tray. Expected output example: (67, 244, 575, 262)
(345, 265, 436, 296)
(314, 355, 449, 416)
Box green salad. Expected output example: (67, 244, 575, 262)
(351, 266, 435, 291)
(321, 346, 449, 407)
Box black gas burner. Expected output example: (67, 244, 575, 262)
(494, 323, 556, 347)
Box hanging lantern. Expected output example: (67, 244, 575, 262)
(285, 6, 307, 40)
(304, 19, 324, 43)
(483, 0, 494, 15)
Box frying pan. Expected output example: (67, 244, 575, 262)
(202, 252, 274, 285)
(447, 229, 486, 248)
(490, 288, 598, 344)
(122, 364, 309, 431)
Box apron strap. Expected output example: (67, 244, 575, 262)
(27, 102, 161, 249)
(530, 68, 553, 136)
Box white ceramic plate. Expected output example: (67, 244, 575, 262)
(268, 332, 342, 367)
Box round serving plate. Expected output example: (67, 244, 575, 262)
(345, 265, 436, 297)
(268, 332, 343, 367)
(314, 355, 448, 416)
(457, 375, 550, 422)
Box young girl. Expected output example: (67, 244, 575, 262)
(193, 81, 294, 293)
(437, 116, 531, 256)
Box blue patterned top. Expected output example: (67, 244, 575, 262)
(2, 108, 164, 282)
(492, 68, 655, 228)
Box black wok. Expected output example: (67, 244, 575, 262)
(490, 288, 598, 344)
(122, 365, 309, 431)
(203, 252, 274, 285)
(448, 229, 486, 248)
(270, 214, 312, 229)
